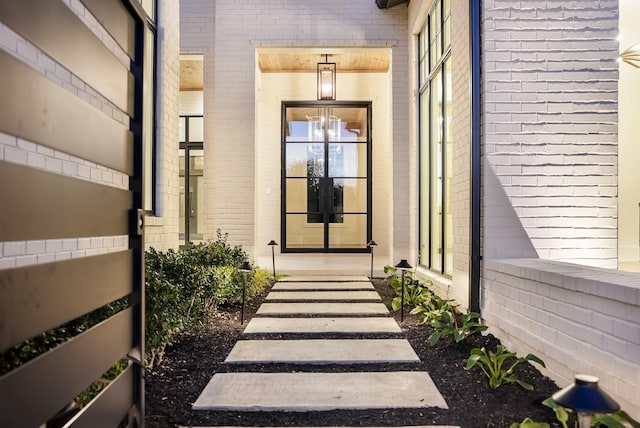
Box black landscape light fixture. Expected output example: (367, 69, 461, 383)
(317, 54, 336, 100)
(552, 374, 620, 428)
(394, 259, 412, 322)
(238, 261, 252, 325)
(267, 240, 278, 278)
(368, 240, 377, 279)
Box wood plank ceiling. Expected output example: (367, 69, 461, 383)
(258, 52, 390, 73)
(180, 51, 390, 91)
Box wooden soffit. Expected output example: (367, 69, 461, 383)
(257, 48, 390, 73)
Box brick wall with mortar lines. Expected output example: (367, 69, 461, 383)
(0, 1, 132, 269)
(482, 259, 640, 419)
(144, 0, 181, 252)
(181, 0, 409, 258)
(450, 0, 472, 306)
(482, 0, 619, 268)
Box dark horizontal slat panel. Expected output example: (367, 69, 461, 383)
(0, 161, 131, 241)
(0, 50, 133, 174)
(0, 251, 134, 352)
(80, 0, 136, 60)
(66, 365, 134, 428)
(0, 0, 133, 114)
(0, 309, 134, 428)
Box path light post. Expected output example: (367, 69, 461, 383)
(552, 374, 620, 428)
(238, 261, 252, 325)
(394, 259, 412, 322)
(267, 240, 278, 278)
(367, 240, 377, 279)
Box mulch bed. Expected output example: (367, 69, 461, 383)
(145, 279, 562, 428)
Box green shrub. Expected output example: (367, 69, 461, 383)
(144, 231, 273, 367)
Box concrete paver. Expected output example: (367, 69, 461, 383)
(256, 302, 389, 315)
(280, 275, 370, 282)
(272, 281, 374, 291)
(192, 371, 448, 411)
(224, 339, 419, 364)
(242, 317, 401, 334)
(265, 291, 381, 301)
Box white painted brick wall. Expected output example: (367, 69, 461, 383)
(482, 0, 619, 268)
(482, 259, 640, 419)
(180, 0, 408, 258)
(0, 1, 134, 268)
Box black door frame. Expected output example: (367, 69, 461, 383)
(281, 101, 372, 253)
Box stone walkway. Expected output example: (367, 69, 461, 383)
(190, 276, 458, 427)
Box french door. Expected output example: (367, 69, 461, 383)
(282, 102, 372, 252)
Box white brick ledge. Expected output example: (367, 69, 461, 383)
(484, 258, 640, 305)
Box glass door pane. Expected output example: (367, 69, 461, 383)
(189, 149, 204, 241)
(283, 103, 370, 252)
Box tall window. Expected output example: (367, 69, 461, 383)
(419, 0, 452, 275)
(179, 116, 204, 244)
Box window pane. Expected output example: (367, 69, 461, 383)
(329, 214, 367, 248)
(142, 26, 155, 212)
(179, 149, 185, 240)
(179, 117, 186, 142)
(430, 69, 443, 271)
(444, 59, 453, 275)
(443, 0, 451, 50)
(285, 107, 324, 141)
(189, 149, 204, 241)
(286, 214, 324, 248)
(141, 0, 155, 20)
(189, 116, 204, 142)
(335, 178, 367, 213)
(328, 107, 368, 142)
(328, 143, 367, 177)
(419, 90, 430, 265)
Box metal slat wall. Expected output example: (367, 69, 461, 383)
(0, 0, 145, 426)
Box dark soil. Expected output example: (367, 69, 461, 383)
(145, 279, 562, 428)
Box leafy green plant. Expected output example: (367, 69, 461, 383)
(410, 293, 455, 325)
(383, 265, 432, 311)
(542, 398, 640, 428)
(464, 345, 545, 390)
(428, 310, 487, 345)
(509, 418, 550, 428)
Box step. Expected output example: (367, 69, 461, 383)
(192, 371, 448, 411)
(280, 275, 370, 282)
(243, 317, 401, 334)
(256, 302, 389, 316)
(272, 281, 375, 291)
(265, 291, 381, 301)
(225, 339, 419, 364)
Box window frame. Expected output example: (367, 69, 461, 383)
(418, 0, 452, 276)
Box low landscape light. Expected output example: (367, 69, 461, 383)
(368, 240, 377, 279)
(267, 240, 278, 278)
(394, 259, 412, 322)
(238, 261, 252, 324)
(552, 374, 620, 428)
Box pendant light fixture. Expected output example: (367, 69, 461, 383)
(317, 54, 336, 100)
